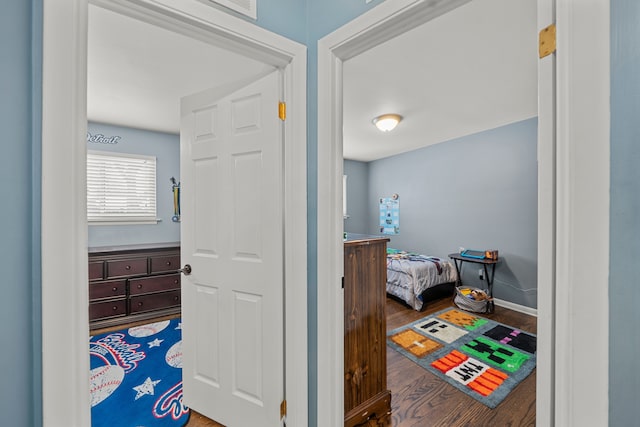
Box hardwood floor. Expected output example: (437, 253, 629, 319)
(93, 297, 536, 427)
(185, 411, 225, 427)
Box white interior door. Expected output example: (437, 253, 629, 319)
(180, 70, 284, 426)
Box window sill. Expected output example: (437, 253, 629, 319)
(89, 218, 162, 226)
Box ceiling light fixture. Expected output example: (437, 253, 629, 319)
(372, 113, 402, 132)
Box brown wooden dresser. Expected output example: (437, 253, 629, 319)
(344, 235, 391, 426)
(88, 244, 181, 330)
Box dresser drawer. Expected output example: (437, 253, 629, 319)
(89, 261, 104, 281)
(130, 290, 181, 314)
(88, 245, 180, 329)
(106, 257, 148, 278)
(89, 279, 127, 301)
(89, 299, 127, 321)
(150, 254, 180, 274)
(129, 273, 181, 295)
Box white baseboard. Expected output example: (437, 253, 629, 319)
(493, 298, 538, 317)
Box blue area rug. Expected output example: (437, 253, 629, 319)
(89, 317, 190, 427)
(387, 308, 536, 408)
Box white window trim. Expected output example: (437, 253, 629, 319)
(87, 150, 159, 224)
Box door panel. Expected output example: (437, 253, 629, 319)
(194, 158, 219, 255)
(181, 69, 283, 426)
(232, 152, 263, 259)
(194, 285, 220, 385)
(232, 291, 263, 402)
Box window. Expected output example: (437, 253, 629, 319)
(87, 151, 157, 224)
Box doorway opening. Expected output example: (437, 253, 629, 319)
(340, 0, 538, 421)
(41, 1, 307, 426)
(317, 0, 547, 426)
(318, 1, 610, 426)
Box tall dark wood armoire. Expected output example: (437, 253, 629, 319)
(344, 235, 391, 426)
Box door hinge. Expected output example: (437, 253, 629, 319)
(539, 23, 556, 58)
(280, 399, 287, 419)
(278, 101, 286, 121)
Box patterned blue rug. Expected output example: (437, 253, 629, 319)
(89, 317, 190, 427)
(387, 308, 536, 408)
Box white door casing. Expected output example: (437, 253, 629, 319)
(41, 1, 307, 426)
(536, 1, 556, 424)
(553, 1, 609, 425)
(180, 70, 284, 426)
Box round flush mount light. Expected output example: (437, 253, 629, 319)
(372, 113, 402, 132)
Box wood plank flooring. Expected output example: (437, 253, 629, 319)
(93, 296, 536, 427)
(185, 411, 225, 427)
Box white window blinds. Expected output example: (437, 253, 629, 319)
(87, 151, 157, 223)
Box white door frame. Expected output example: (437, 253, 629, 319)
(41, 1, 307, 426)
(317, 0, 609, 426)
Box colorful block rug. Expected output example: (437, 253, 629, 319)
(89, 317, 190, 427)
(387, 308, 536, 408)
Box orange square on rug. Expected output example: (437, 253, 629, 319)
(389, 329, 442, 358)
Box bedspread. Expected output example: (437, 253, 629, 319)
(386, 252, 458, 311)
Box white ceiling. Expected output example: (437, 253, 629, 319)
(88, 0, 537, 162)
(87, 6, 269, 134)
(343, 0, 538, 161)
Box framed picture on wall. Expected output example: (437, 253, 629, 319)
(379, 194, 399, 234)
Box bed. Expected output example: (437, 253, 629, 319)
(386, 249, 458, 311)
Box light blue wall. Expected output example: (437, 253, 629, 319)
(87, 122, 180, 248)
(364, 118, 538, 308)
(610, 0, 640, 424)
(255, 0, 306, 44)
(344, 160, 370, 235)
(1, 1, 41, 426)
(17, 1, 640, 426)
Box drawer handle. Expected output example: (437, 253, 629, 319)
(137, 284, 143, 289)
(112, 306, 118, 311)
(138, 302, 143, 307)
(174, 296, 179, 301)
(166, 261, 172, 266)
(112, 287, 118, 292)
(125, 265, 131, 270)
(174, 279, 179, 284)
